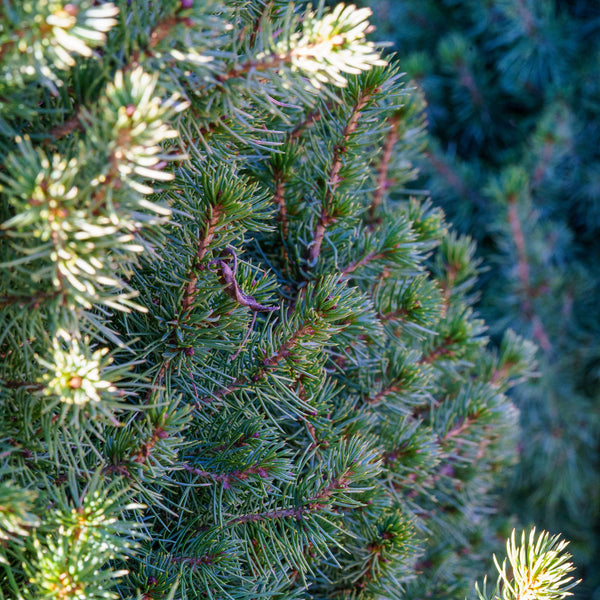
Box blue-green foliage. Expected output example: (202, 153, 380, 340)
(361, 1, 600, 596)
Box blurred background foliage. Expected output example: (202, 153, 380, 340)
(348, 0, 600, 597)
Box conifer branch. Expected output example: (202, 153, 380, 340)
(272, 169, 289, 240)
(216, 53, 293, 83)
(507, 200, 552, 352)
(246, 1, 274, 49)
(51, 9, 190, 141)
(370, 113, 401, 221)
(366, 382, 402, 406)
(309, 88, 374, 265)
(229, 471, 352, 524)
(2, 380, 44, 391)
(132, 425, 168, 464)
(426, 151, 480, 204)
(289, 103, 335, 141)
(379, 307, 409, 322)
(420, 336, 457, 364)
(0, 291, 61, 308)
(441, 412, 481, 444)
(170, 552, 224, 568)
(382, 444, 411, 466)
(197, 320, 317, 406)
(340, 250, 388, 278)
(458, 64, 483, 108)
(262, 324, 316, 368)
(48, 112, 83, 140)
(182, 204, 224, 314)
(183, 463, 270, 488)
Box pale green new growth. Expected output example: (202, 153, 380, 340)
(475, 529, 580, 600)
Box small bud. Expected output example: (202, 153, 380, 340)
(69, 376, 82, 389)
(181, 0, 193, 8)
(125, 104, 136, 117)
(184, 347, 195, 356)
(63, 4, 79, 16)
(156, 429, 168, 439)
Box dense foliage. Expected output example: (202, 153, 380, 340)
(0, 1, 580, 599)
(360, 1, 600, 597)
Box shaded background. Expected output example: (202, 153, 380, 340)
(349, 0, 600, 597)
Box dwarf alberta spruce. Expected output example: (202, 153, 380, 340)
(0, 1, 547, 599)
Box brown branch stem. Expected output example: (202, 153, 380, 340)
(132, 424, 168, 464)
(228, 471, 351, 525)
(170, 553, 223, 568)
(507, 200, 552, 352)
(2, 380, 44, 391)
(366, 382, 402, 406)
(183, 463, 269, 488)
(182, 204, 223, 314)
(419, 336, 457, 364)
(196, 322, 316, 406)
(272, 171, 289, 239)
(369, 113, 401, 221)
(340, 250, 387, 278)
(426, 151, 480, 204)
(0, 291, 61, 308)
(308, 89, 374, 265)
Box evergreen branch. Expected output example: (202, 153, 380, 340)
(262, 324, 315, 368)
(0, 37, 17, 62)
(366, 382, 402, 406)
(382, 444, 412, 466)
(420, 336, 457, 364)
(216, 3, 384, 89)
(369, 113, 401, 221)
(273, 101, 337, 253)
(246, 1, 274, 49)
(228, 471, 352, 525)
(197, 320, 316, 405)
(209, 248, 278, 312)
(506, 199, 552, 352)
(379, 307, 409, 322)
(183, 463, 269, 488)
(144, 362, 169, 404)
(170, 552, 225, 568)
(426, 151, 480, 205)
(309, 88, 374, 265)
(1, 380, 44, 391)
(48, 112, 83, 141)
(196, 379, 243, 407)
(340, 250, 388, 278)
(182, 203, 224, 314)
(475, 529, 580, 600)
(457, 64, 483, 108)
(288, 103, 335, 141)
(441, 412, 480, 444)
(128, 12, 194, 71)
(272, 168, 289, 240)
(216, 53, 294, 83)
(0, 291, 61, 308)
(131, 425, 169, 464)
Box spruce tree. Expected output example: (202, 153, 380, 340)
(0, 2, 568, 599)
(359, 1, 600, 597)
